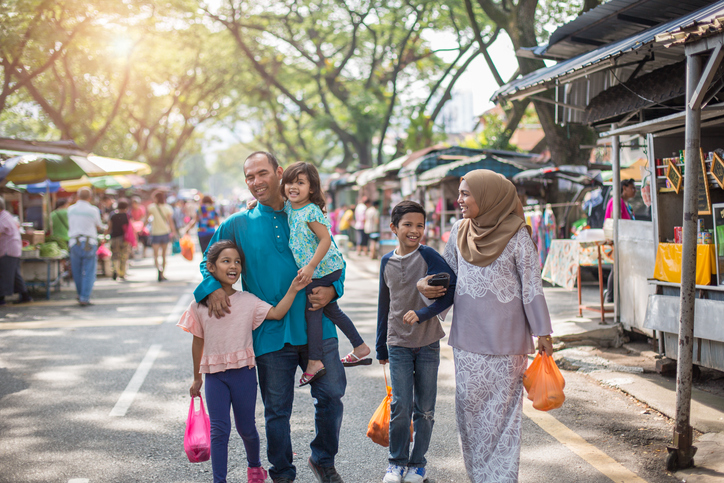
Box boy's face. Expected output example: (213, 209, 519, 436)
(391, 212, 425, 253)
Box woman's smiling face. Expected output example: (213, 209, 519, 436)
(458, 179, 480, 219)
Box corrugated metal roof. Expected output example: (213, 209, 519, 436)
(542, 0, 714, 60)
(492, 2, 724, 103)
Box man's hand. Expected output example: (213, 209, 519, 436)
(207, 288, 231, 318)
(308, 285, 335, 311)
(403, 310, 419, 325)
(416, 275, 447, 299)
(379, 359, 388, 365)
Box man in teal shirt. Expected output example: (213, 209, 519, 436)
(194, 151, 347, 483)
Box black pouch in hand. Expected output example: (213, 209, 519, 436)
(427, 272, 450, 291)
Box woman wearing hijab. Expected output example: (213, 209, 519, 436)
(421, 170, 553, 482)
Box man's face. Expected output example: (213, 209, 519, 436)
(244, 154, 283, 206)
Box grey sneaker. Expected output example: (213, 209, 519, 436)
(308, 457, 344, 483)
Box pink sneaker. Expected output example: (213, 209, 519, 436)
(248, 466, 268, 483)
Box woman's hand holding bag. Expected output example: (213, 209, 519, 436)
(184, 395, 211, 463)
(523, 352, 565, 411)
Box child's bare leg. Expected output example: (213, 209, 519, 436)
(305, 359, 325, 375)
(352, 342, 371, 360)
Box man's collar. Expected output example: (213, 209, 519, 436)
(258, 201, 285, 212)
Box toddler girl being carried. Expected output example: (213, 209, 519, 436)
(178, 240, 306, 483)
(282, 162, 371, 386)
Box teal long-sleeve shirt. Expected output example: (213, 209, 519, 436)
(193, 202, 344, 358)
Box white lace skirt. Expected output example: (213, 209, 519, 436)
(453, 348, 528, 483)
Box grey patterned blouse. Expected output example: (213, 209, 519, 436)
(443, 221, 553, 355)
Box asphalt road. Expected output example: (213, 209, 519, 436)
(0, 250, 681, 483)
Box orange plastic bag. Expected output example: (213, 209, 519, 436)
(523, 352, 565, 411)
(366, 368, 414, 447)
(180, 235, 195, 261)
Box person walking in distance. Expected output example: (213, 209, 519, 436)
(0, 198, 32, 305)
(145, 191, 176, 281)
(68, 187, 103, 306)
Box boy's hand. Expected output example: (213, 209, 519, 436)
(417, 275, 446, 299)
(291, 274, 309, 292)
(379, 359, 388, 365)
(190, 378, 203, 397)
(246, 199, 258, 210)
(298, 265, 314, 284)
(403, 310, 419, 325)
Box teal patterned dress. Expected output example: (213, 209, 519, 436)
(285, 202, 344, 279)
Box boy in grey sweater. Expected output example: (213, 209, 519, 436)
(376, 201, 456, 483)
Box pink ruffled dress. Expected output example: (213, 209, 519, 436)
(177, 291, 272, 374)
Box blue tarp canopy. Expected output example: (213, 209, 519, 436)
(416, 155, 523, 187)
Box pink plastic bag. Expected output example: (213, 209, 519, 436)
(184, 395, 211, 463)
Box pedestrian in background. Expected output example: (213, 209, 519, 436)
(604, 178, 636, 303)
(364, 199, 380, 259)
(105, 199, 131, 281)
(420, 170, 553, 483)
(68, 187, 103, 306)
(49, 198, 70, 250)
(354, 197, 368, 255)
(130, 196, 149, 258)
(0, 197, 32, 305)
(146, 191, 176, 281)
(339, 204, 355, 247)
(194, 195, 220, 253)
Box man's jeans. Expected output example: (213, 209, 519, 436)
(255, 337, 346, 481)
(388, 341, 440, 468)
(70, 241, 97, 303)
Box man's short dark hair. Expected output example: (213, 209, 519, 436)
(390, 200, 426, 227)
(245, 151, 280, 171)
(621, 178, 635, 190)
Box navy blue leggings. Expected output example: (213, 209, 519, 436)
(204, 367, 261, 483)
(306, 269, 364, 361)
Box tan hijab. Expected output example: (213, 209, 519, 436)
(456, 169, 530, 267)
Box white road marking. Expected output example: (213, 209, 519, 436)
(109, 344, 163, 417)
(68, 479, 90, 483)
(165, 292, 194, 324)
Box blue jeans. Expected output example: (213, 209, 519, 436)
(205, 367, 261, 483)
(306, 269, 364, 360)
(388, 341, 440, 468)
(70, 241, 97, 303)
(255, 338, 346, 481)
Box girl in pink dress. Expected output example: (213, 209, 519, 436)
(178, 240, 306, 483)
